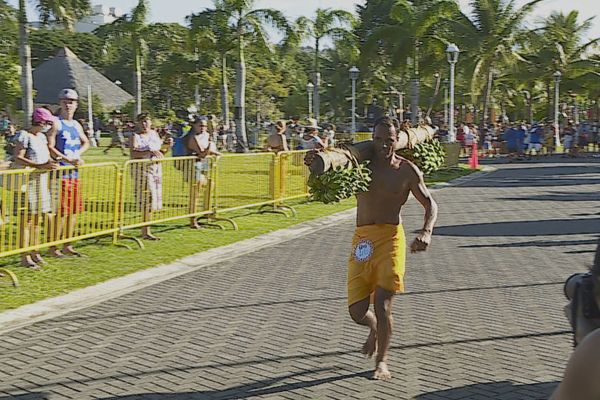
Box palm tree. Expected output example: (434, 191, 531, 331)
(36, 0, 91, 32)
(96, 0, 148, 116)
(296, 8, 355, 122)
(527, 11, 600, 115)
(17, 0, 91, 125)
(364, 0, 458, 124)
(130, 0, 148, 116)
(197, 0, 291, 152)
(187, 7, 236, 128)
(452, 0, 544, 125)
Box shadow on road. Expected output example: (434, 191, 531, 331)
(436, 218, 600, 237)
(500, 190, 600, 202)
(96, 368, 370, 399)
(415, 380, 558, 400)
(458, 164, 600, 188)
(461, 237, 600, 250)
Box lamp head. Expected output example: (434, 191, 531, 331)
(553, 70, 562, 81)
(446, 43, 459, 64)
(349, 66, 360, 80)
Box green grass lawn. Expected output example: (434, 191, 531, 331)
(0, 140, 477, 312)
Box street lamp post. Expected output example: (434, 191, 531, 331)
(306, 82, 314, 119)
(443, 78, 449, 126)
(553, 71, 562, 148)
(446, 43, 459, 142)
(398, 91, 404, 122)
(349, 66, 360, 134)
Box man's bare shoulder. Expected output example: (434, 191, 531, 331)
(551, 329, 600, 400)
(398, 157, 423, 181)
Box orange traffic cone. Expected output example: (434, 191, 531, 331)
(469, 142, 479, 169)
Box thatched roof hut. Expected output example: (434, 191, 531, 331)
(33, 47, 132, 110)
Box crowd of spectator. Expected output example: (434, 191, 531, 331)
(434, 119, 600, 160)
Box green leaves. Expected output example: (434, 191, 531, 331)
(308, 161, 372, 204)
(398, 139, 446, 175)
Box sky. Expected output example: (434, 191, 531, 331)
(8, 0, 600, 40)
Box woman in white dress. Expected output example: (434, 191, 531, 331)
(129, 113, 172, 240)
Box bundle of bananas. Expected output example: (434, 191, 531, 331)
(397, 139, 445, 174)
(307, 161, 371, 204)
(306, 139, 445, 204)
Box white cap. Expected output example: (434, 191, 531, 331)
(59, 88, 79, 100)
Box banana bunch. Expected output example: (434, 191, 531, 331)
(398, 139, 445, 174)
(308, 161, 372, 204)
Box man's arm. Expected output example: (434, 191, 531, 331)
(75, 122, 90, 160)
(551, 329, 600, 400)
(46, 120, 69, 161)
(282, 135, 289, 152)
(407, 163, 438, 252)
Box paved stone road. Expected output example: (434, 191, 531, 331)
(1, 157, 599, 400)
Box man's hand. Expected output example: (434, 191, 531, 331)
(410, 231, 432, 253)
(152, 150, 164, 159)
(71, 158, 84, 167)
(39, 161, 59, 170)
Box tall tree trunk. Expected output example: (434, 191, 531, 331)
(18, 0, 33, 127)
(220, 53, 229, 128)
(547, 81, 553, 120)
(234, 32, 248, 152)
(410, 40, 420, 125)
(134, 44, 142, 116)
(313, 39, 320, 123)
(481, 68, 493, 126)
(426, 72, 441, 118)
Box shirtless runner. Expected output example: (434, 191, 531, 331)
(309, 116, 438, 380)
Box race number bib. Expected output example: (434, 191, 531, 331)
(353, 239, 374, 262)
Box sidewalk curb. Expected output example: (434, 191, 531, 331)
(0, 165, 490, 335)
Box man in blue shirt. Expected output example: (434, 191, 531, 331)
(527, 123, 543, 158)
(503, 123, 520, 161)
(47, 88, 90, 257)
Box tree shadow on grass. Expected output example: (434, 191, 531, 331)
(415, 380, 558, 400)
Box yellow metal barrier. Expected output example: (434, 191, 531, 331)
(0, 149, 318, 265)
(278, 150, 310, 203)
(354, 132, 372, 142)
(212, 153, 277, 214)
(0, 163, 120, 258)
(119, 156, 213, 236)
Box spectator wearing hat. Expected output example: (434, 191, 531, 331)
(130, 112, 173, 240)
(13, 108, 59, 269)
(46, 88, 90, 258)
(299, 119, 325, 150)
(185, 117, 220, 229)
(265, 120, 289, 153)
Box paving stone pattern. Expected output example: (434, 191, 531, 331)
(0, 158, 599, 400)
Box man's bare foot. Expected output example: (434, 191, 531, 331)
(373, 361, 392, 381)
(48, 247, 65, 258)
(62, 246, 83, 257)
(362, 329, 377, 358)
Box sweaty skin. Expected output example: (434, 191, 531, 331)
(551, 328, 600, 400)
(348, 122, 438, 380)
